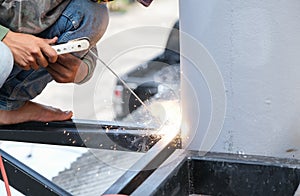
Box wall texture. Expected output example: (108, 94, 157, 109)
(180, 0, 300, 159)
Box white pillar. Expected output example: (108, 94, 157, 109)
(180, 0, 300, 159)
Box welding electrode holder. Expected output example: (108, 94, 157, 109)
(51, 38, 90, 55)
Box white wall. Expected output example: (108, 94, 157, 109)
(180, 0, 300, 159)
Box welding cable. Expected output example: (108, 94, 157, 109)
(0, 154, 11, 196)
(89, 49, 163, 127)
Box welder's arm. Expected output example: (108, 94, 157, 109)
(79, 47, 97, 84)
(0, 25, 9, 41)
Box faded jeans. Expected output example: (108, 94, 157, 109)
(0, 0, 108, 110)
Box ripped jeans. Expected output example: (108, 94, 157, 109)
(0, 0, 108, 110)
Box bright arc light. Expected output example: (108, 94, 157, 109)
(149, 100, 182, 141)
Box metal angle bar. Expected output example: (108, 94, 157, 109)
(103, 130, 181, 195)
(0, 149, 72, 196)
(0, 119, 154, 131)
(131, 149, 187, 196)
(0, 120, 160, 152)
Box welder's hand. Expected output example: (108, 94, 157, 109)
(3, 31, 58, 70)
(46, 53, 88, 83)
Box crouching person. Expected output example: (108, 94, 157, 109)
(0, 0, 109, 125)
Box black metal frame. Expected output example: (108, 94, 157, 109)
(2, 120, 299, 196)
(0, 149, 72, 196)
(0, 119, 180, 196)
(103, 129, 181, 195)
(0, 120, 160, 152)
(131, 150, 300, 196)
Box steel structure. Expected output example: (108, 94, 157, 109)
(0, 120, 299, 195)
(0, 119, 181, 195)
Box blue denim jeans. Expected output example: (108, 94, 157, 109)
(0, 0, 108, 110)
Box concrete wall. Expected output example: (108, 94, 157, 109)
(180, 0, 300, 159)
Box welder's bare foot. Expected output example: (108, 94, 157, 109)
(0, 101, 73, 125)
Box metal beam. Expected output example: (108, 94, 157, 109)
(131, 149, 188, 196)
(0, 120, 160, 152)
(0, 149, 72, 196)
(103, 129, 181, 195)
